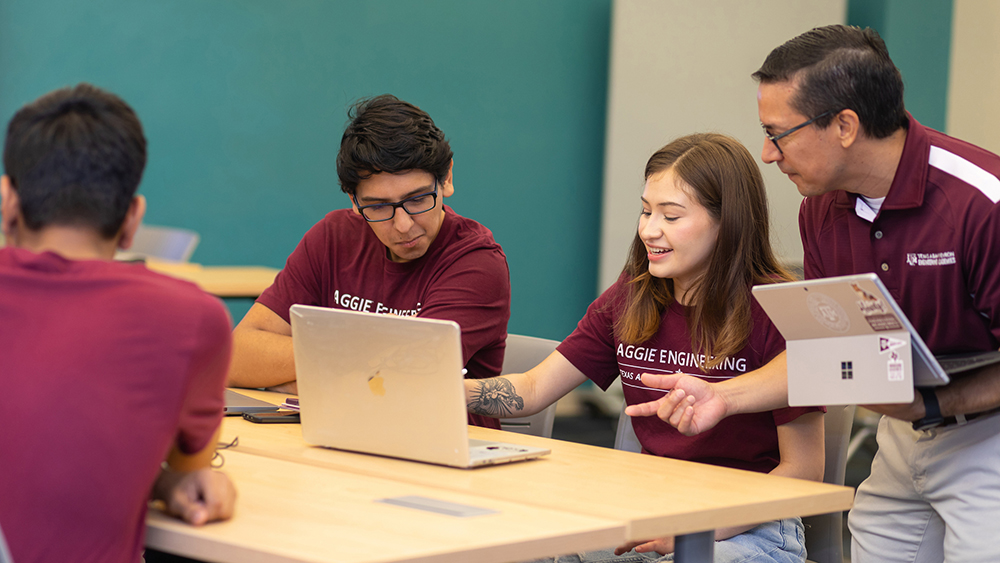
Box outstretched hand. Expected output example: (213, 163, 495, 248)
(154, 468, 236, 526)
(624, 373, 729, 436)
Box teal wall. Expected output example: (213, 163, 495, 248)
(0, 0, 611, 340)
(1, 1, 957, 339)
(848, 0, 954, 131)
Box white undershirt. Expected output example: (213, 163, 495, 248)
(854, 195, 886, 222)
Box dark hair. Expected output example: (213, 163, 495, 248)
(616, 133, 792, 368)
(2, 83, 147, 238)
(752, 24, 908, 139)
(336, 94, 453, 195)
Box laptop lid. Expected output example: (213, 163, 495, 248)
(0, 521, 12, 563)
(289, 305, 548, 468)
(753, 273, 952, 406)
(223, 389, 280, 416)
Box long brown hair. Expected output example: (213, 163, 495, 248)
(614, 133, 792, 368)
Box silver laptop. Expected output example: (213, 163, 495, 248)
(289, 304, 550, 468)
(753, 273, 1000, 406)
(223, 389, 280, 416)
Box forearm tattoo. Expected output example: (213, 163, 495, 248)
(468, 378, 525, 417)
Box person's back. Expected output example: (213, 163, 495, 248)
(0, 250, 231, 561)
(0, 83, 235, 563)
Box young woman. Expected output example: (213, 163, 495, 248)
(467, 133, 824, 563)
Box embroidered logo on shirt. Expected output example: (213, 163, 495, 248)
(905, 252, 956, 267)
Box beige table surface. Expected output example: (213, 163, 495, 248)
(145, 262, 279, 297)
(222, 390, 854, 542)
(146, 449, 624, 563)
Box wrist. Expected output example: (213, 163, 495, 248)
(912, 387, 943, 430)
(715, 382, 738, 417)
(152, 463, 186, 501)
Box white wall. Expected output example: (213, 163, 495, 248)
(947, 0, 1000, 152)
(599, 0, 846, 290)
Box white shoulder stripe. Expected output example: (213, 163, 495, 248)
(928, 146, 1000, 203)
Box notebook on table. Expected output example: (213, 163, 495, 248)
(289, 304, 550, 468)
(752, 273, 1000, 406)
(223, 388, 281, 416)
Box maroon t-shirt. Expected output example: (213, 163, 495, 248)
(800, 115, 1000, 355)
(258, 206, 511, 429)
(0, 248, 232, 563)
(558, 276, 821, 473)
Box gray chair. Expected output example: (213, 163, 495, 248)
(614, 400, 641, 452)
(118, 224, 200, 262)
(802, 404, 856, 563)
(497, 334, 560, 438)
(614, 403, 857, 563)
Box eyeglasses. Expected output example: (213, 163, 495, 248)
(762, 110, 834, 155)
(352, 180, 438, 223)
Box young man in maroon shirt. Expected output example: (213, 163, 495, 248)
(228, 95, 510, 429)
(629, 25, 1000, 563)
(0, 84, 236, 563)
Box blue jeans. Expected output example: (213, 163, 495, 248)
(528, 518, 805, 563)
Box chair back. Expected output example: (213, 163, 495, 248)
(497, 334, 560, 438)
(123, 224, 200, 262)
(803, 404, 856, 563)
(614, 401, 641, 452)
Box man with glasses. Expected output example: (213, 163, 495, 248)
(228, 94, 511, 429)
(630, 25, 1000, 562)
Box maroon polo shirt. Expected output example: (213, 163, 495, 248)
(799, 115, 1000, 355)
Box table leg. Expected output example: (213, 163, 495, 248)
(673, 530, 714, 563)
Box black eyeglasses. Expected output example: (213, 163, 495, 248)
(352, 179, 438, 223)
(762, 110, 834, 155)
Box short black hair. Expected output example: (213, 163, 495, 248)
(336, 94, 453, 195)
(752, 24, 908, 139)
(2, 83, 147, 238)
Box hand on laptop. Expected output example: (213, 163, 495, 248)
(153, 468, 237, 526)
(624, 373, 728, 436)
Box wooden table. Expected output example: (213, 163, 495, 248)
(145, 262, 279, 298)
(146, 450, 623, 563)
(183, 390, 854, 562)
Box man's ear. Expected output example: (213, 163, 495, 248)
(440, 159, 455, 198)
(1, 175, 22, 242)
(835, 109, 861, 149)
(116, 195, 147, 250)
(349, 192, 361, 215)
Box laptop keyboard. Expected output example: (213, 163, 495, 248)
(937, 351, 1000, 374)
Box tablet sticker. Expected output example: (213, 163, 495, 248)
(851, 282, 903, 332)
(879, 336, 907, 354)
(806, 293, 850, 333)
(887, 351, 904, 381)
